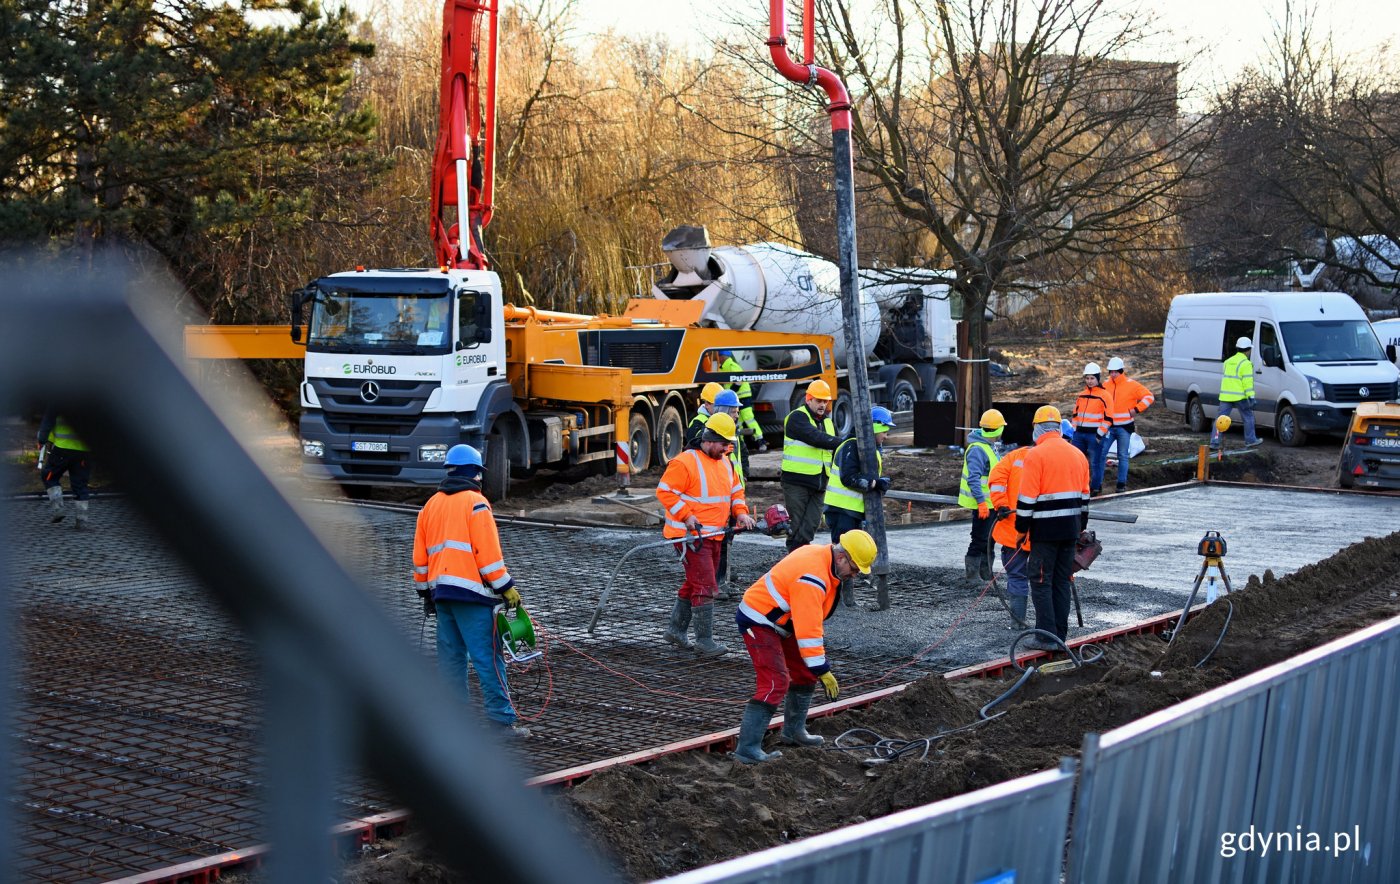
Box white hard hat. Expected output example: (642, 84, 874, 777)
(1106, 356, 1125, 371)
(1236, 336, 1253, 349)
(1083, 362, 1102, 376)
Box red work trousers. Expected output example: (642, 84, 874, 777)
(674, 537, 722, 606)
(741, 622, 817, 706)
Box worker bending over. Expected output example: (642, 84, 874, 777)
(657, 412, 756, 655)
(732, 530, 878, 763)
(1015, 406, 1091, 649)
(988, 440, 1031, 624)
(780, 380, 841, 551)
(1102, 356, 1154, 493)
(959, 409, 1004, 581)
(412, 444, 530, 737)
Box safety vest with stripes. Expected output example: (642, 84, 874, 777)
(1220, 353, 1255, 402)
(737, 544, 840, 675)
(656, 448, 749, 539)
(1072, 386, 1111, 431)
(47, 417, 88, 452)
(721, 356, 752, 399)
(1104, 374, 1155, 425)
(824, 438, 881, 514)
(988, 448, 1029, 551)
(1015, 434, 1090, 543)
(781, 406, 835, 477)
(958, 436, 999, 508)
(413, 484, 514, 605)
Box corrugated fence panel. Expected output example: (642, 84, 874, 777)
(658, 766, 1075, 884)
(1071, 615, 1400, 884)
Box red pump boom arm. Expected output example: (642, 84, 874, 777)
(430, 0, 498, 270)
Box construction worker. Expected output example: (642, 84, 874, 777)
(1015, 406, 1091, 649)
(1071, 363, 1112, 495)
(959, 409, 1005, 582)
(1211, 337, 1262, 449)
(36, 408, 92, 529)
(691, 388, 748, 597)
(988, 442, 1031, 624)
(657, 412, 757, 655)
(824, 406, 894, 545)
(732, 529, 878, 764)
(685, 382, 726, 448)
(719, 350, 766, 451)
(1103, 356, 1155, 493)
(780, 379, 841, 551)
(412, 444, 530, 737)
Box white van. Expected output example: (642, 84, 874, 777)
(1163, 292, 1400, 445)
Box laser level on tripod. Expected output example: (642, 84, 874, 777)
(1166, 530, 1232, 646)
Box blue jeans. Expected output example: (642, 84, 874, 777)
(1107, 425, 1134, 488)
(1072, 431, 1107, 492)
(435, 600, 516, 725)
(1211, 399, 1259, 446)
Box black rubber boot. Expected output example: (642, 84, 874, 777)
(691, 604, 728, 657)
(733, 701, 783, 764)
(663, 598, 693, 650)
(964, 555, 979, 580)
(978, 555, 993, 581)
(780, 687, 824, 746)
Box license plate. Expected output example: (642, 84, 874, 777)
(351, 441, 389, 453)
(1371, 437, 1400, 449)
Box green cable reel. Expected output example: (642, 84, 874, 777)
(496, 604, 541, 663)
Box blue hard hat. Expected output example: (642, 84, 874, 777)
(445, 444, 483, 467)
(871, 406, 895, 430)
(719, 350, 733, 358)
(1060, 419, 1075, 439)
(714, 389, 741, 407)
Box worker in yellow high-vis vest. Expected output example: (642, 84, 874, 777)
(1211, 337, 1262, 449)
(959, 409, 1005, 581)
(36, 408, 92, 529)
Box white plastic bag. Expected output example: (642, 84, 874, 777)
(1104, 432, 1146, 462)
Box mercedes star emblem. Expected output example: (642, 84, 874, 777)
(360, 381, 380, 403)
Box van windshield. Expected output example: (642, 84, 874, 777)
(1279, 320, 1385, 362)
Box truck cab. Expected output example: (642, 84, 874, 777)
(293, 268, 515, 488)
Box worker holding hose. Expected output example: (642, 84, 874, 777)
(657, 412, 756, 656)
(412, 444, 530, 738)
(987, 442, 1030, 624)
(732, 530, 878, 764)
(780, 380, 841, 551)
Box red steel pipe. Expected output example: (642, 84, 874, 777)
(767, 0, 852, 130)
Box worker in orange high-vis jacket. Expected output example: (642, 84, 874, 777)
(413, 444, 530, 738)
(731, 530, 878, 764)
(1016, 406, 1091, 649)
(657, 412, 756, 656)
(988, 444, 1031, 625)
(1070, 363, 1111, 496)
(1102, 356, 1155, 493)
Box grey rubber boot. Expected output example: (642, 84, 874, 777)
(47, 486, 66, 523)
(780, 687, 824, 747)
(979, 555, 993, 581)
(74, 499, 90, 530)
(733, 700, 783, 764)
(663, 598, 694, 650)
(1009, 595, 1028, 624)
(964, 555, 979, 579)
(691, 604, 729, 657)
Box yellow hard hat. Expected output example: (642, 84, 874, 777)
(1033, 405, 1061, 424)
(980, 409, 1006, 430)
(806, 379, 834, 401)
(1215, 414, 1232, 433)
(700, 382, 723, 404)
(705, 411, 738, 442)
(839, 529, 877, 574)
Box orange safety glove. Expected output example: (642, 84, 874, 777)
(977, 502, 989, 519)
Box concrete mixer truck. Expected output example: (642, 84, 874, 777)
(650, 225, 961, 436)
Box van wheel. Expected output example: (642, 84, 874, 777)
(1276, 404, 1308, 447)
(1186, 395, 1208, 433)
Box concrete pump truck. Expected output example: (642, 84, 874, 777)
(289, 0, 836, 500)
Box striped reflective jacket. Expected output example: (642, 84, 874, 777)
(988, 448, 1030, 551)
(824, 437, 881, 514)
(1072, 385, 1112, 432)
(1220, 353, 1255, 402)
(1014, 434, 1091, 542)
(656, 448, 749, 540)
(413, 478, 514, 605)
(1104, 374, 1155, 425)
(736, 544, 840, 675)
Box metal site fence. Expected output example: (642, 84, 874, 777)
(660, 613, 1400, 884)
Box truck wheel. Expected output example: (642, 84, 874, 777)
(482, 431, 510, 502)
(1186, 395, 1208, 433)
(891, 378, 918, 413)
(628, 412, 654, 473)
(656, 405, 685, 464)
(1275, 404, 1308, 447)
(832, 390, 854, 437)
(932, 374, 957, 403)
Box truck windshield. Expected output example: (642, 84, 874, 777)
(307, 289, 454, 354)
(1279, 320, 1386, 363)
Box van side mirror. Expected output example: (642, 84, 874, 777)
(1388, 343, 1397, 364)
(1262, 346, 1283, 369)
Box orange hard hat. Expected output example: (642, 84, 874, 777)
(806, 379, 834, 400)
